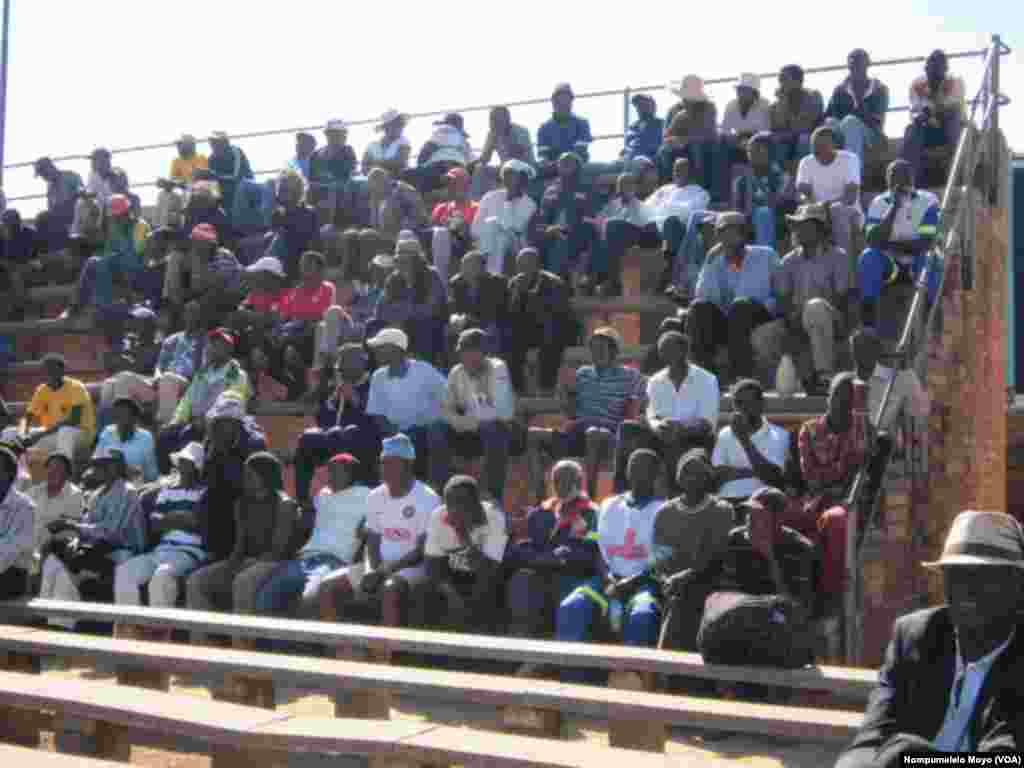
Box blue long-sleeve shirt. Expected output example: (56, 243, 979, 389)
(96, 426, 160, 484)
(537, 114, 593, 164)
(623, 116, 664, 161)
(694, 244, 780, 314)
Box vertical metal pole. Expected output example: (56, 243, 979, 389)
(990, 34, 1001, 205)
(0, 0, 10, 189)
(623, 87, 632, 149)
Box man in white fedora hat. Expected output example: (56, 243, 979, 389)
(721, 73, 771, 145)
(658, 74, 720, 199)
(837, 510, 1024, 767)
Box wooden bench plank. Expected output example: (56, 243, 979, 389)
(0, 670, 716, 768)
(0, 743, 126, 766)
(0, 627, 862, 744)
(0, 602, 876, 701)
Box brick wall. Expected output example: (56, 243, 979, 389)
(860, 189, 1009, 664)
(922, 190, 1009, 605)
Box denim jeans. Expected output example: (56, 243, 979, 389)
(838, 115, 881, 165)
(556, 575, 660, 682)
(253, 553, 345, 616)
(752, 206, 776, 248)
(858, 248, 940, 306)
(902, 112, 962, 186)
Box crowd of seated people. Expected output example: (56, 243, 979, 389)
(0, 51, 961, 696)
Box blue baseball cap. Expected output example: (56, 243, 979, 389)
(381, 434, 416, 461)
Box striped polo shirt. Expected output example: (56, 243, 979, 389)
(153, 485, 208, 562)
(574, 365, 646, 430)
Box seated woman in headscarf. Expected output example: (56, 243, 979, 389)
(39, 447, 147, 623)
(372, 238, 447, 367)
(651, 448, 734, 652)
(504, 459, 601, 644)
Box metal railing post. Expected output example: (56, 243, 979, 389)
(623, 87, 632, 146)
(990, 34, 1002, 205)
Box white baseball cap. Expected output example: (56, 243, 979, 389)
(245, 256, 286, 278)
(170, 442, 206, 473)
(367, 327, 409, 351)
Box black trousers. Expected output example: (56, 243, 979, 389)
(687, 298, 773, 379)
(504, 318, 571, 393)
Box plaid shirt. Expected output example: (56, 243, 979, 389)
(798, 413, 869, 493)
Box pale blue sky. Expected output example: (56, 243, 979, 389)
(0, 0, 1017, 213)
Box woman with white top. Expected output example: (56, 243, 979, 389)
(471, 160, 538, 277)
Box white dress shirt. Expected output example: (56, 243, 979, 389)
(646, 364, 720, 428)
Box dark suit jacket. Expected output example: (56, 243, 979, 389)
(839, 607, 1024, 766)
(449, 273, 508, 330)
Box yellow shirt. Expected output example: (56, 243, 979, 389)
(28, 377, 96, 442)
(169, 153, 209, 183)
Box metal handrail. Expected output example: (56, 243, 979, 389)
(844, 34, 1008, 665)
(0, 44, 995, 185)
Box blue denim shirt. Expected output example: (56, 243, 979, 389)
(623, 117, 664, 161)
(694, 244, 780, 314)
(537, 114, 593, 163)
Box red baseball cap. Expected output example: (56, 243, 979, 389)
(109, 194, 132, 218)
(190, 223, 218, 242)
(328, 453, 360, 466)
(207, 327, 236, 347)
(446, 166, 469, 183)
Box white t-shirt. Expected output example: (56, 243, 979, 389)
(711, 422, 791, 498)
(367, 360, 449, 431)
(366, 480, 440, 564)
(472, 189, 537, 238)
(796, 150, 861, 208)
(598, 493, 663, 579)
(646, 183, 710, 224)
(301, 485, 372, 564)
(645, 365, 721, 428)
(424, 501, 508, 572)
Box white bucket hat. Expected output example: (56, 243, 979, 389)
(736, 73, 761, 92)
(170, 442, 206, 473)
(923, 511, 1024, 569)
(367, 327, 409, 351)
(325, 119, 348, 133)
(669, 74, 708, 102)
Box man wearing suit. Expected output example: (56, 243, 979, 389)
(836, 510, 1024, 767)
(447, 250, 509, 358)
(503, 247, 576, 396)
